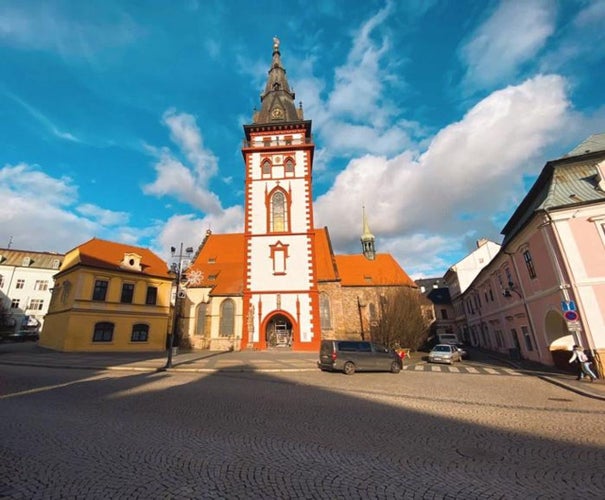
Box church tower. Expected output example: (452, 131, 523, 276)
(361, 206, 376, 261)
(240, 38, 320, 351)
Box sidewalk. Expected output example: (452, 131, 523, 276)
(1, 342, 604, 401)
(484, 350, 605, 401)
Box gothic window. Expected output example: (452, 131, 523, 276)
(261, 159, 272, 176)
(195, 303, 208, 336)
(270, 189, 289, 232)
(219, 299, 235, 337)
(320, 293, 332, 330)
(284, 157, 295, 175)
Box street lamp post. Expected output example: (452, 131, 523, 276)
(165, 243, 193, 369)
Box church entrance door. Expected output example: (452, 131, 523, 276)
(266, 314, 293, 349)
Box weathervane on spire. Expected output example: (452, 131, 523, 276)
(273, 36, 280, 51)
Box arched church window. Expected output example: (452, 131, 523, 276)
(219, 299, 235, 337)
(195, 303, 207, 336)
(320, 293, 332, 330)
(369, 303, 377, 322)
(270, 190, 288, 232)
(261, 159, 272, 176)
(284, 157, 295, 175)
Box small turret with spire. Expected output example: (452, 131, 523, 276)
(361, 206, 376, 261)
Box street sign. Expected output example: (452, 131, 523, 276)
(563, 310, 579, 321)
(561, 300, 576, 311)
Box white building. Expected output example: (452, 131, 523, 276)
(443, 239, 501, 342)
(0, 248, 64, 337)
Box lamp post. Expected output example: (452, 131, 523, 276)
(165, 243, 193, 369)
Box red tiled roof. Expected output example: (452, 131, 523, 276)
(334, 254, 416, 287)
(188, 233, 246, 295)
(64, 238, 171, 278)
(314, 228, 339, 281)
(187, 229, 414, 294)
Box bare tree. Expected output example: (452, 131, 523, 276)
(371, 287, 432, 351)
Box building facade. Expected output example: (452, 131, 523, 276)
(443, 239, 501, 343)
(460, 134, 605, 374)
(0, 248, 63, 338)
(40, 238, 173, 352)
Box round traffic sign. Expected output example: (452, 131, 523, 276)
(564, 310, 578, 321)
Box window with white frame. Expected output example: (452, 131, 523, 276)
(16, 279, 25, 289)
(34, 280, 49, 291)
(0, 275, 3, 288)
(11, 298, 20, 309)
(28, 299, 44, 311)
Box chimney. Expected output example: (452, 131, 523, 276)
(476, 238, 488, 248)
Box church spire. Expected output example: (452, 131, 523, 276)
(361, 205, 376, 261)
(252, 37, 303, 124)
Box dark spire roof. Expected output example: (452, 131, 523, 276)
(252, 37, 303, 124)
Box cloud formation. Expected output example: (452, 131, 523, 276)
(459, 0, 556, 90)
(315, 74, 570, 276)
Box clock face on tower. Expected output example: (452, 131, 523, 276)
(271, 107, 284, 120)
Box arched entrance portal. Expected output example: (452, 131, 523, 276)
(544, 310, 574, 370)
(265, 313, 294, 349)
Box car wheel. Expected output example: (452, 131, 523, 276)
(343, 361, 355, 375)
(390, 361, 401, 374)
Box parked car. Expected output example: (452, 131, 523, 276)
(318, 340, 403, 375)
(428, 344, 462, 365)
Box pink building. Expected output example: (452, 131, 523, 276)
(462, 134, 605, 375)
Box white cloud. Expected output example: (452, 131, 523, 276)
(304, 4, 414, 161)
(315, 74, 571, 277)
(0, 163, 96, 252)
(151, 208, 244, 260)
(143, 110, 223, 214)
(0, 3, 139, 59)
(76, 203, 130, 226)
(460, 0, 556, 90)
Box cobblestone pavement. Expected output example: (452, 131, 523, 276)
(1, 363, 604, 499)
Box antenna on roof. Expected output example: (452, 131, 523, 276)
(7, 236, 13, 249)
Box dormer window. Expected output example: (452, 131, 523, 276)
(22, 256, 32, 267)
(52, 259, 61, 270)
(120, 253, 142, 272)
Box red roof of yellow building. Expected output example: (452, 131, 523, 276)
(60, 238, 171, 279)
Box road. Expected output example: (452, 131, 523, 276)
(1, 358, 604, 499)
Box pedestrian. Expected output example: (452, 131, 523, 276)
(569, 345, 597, 382)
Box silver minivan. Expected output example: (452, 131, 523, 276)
(318, 340, 402, 375)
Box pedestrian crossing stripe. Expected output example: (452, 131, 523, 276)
(402, 364, 522, 376)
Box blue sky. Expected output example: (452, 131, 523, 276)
(1, 0, 605, 278)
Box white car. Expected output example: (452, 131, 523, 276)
(428, 344, 462, 365)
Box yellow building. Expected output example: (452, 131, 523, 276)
(40, 238, 173, 352)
